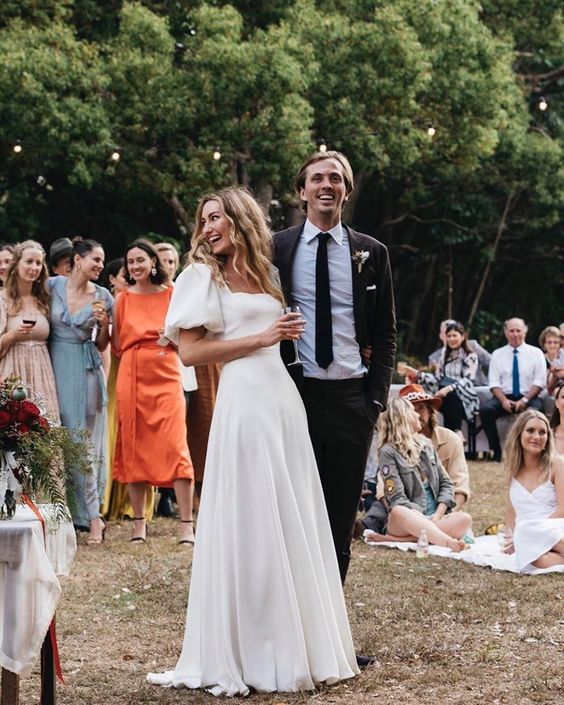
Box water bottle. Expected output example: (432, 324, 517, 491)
(416, 529, 429, 558)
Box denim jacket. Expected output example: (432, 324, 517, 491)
(378, 440, 455, 514)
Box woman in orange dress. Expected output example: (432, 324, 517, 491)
(113, 239, 194, 544)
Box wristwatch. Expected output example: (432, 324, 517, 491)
(520, 397, 529, 406)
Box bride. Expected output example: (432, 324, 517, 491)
(147, 187, 359, 695)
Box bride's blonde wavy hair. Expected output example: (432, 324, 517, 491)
(504, 409, 554, 483)
(188, 187, 284, 305)
(377, 397, 424, 465)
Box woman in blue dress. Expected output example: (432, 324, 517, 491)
(49, 237, 113, 545)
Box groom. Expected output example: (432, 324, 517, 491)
(274, 151, 396, 584)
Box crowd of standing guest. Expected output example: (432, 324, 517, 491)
(0, 234, 217, 548)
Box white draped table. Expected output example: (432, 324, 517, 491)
(0, 504, 76, 704)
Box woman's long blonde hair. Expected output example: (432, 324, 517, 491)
(504, 409, 554, 482)
(4, 240, 50, 315)
(377, 397, 424, 465)
(189, 187, 284, 305)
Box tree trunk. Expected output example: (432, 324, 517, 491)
(167, 193, 191, 236)
(467, 186, 517, 325)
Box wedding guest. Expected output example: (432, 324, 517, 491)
(0, 244, 15, 287)
(112, 239, 194, 544)
(0, 241, 59, 419)
(48, 237, 73, 277)
(398, 384, 470, 508)
(156, 242, 180, 285)
(429, 318, 490, 385)
(148, 187, 358, 694)
(480, 318, 546, 462)
(414, 322, 478, 442)
(364, 397, 472, 551)
(49, 237, 113, 544)
(99, 260, 155, 522)
(550, 383, 564, 456)
(503, 409, 564, 571)
(539, 325, 564, 395)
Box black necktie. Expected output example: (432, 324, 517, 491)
(315, 232, 333, 369)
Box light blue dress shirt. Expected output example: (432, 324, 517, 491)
(291, 219, 366, 380)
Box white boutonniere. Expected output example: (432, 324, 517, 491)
(352, 250, 369, 273)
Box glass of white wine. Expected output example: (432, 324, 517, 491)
(282, 305, 303, 366)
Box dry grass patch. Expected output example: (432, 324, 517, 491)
(19, 462, 564, 704)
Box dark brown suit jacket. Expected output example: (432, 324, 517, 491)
(273, 223, 397, 408)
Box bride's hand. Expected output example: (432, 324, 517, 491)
(258, 313, 305, 347)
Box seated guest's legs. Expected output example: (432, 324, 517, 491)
(441, 391, 466, 432)
(531, 551, 564, 569)
(526, 396, 544, 412)
(433, 511, 472, 538)
(385, 505, 467, 552)
(480, 396, 508, 459)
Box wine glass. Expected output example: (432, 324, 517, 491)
(282, 305, 303, 366)
(21, 309, 37, 328)
(91, 291, 105, 341)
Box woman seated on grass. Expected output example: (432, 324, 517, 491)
(365, 397, 472, 552)
(503, 409, 564, 572)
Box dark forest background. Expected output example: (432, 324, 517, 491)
(1, 0, 563, 356)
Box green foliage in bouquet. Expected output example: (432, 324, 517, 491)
(0, 376, 91, 523)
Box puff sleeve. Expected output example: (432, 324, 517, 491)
(164, 263, 224, 345)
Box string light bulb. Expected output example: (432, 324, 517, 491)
(318, 139, 327, 153)
(13, 140, 22, 154)
(110, 148, 121, 162)
(212, 147, 221, 161)
(538, 97, 548, 112)
(427, 125, 436, 138)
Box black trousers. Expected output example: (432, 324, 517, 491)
(480, 394, 544, 453)
(301, 377, 375, 584)
(441, 390, 465, 431)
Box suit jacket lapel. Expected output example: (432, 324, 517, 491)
(346, 226, 366, 342)
(277, 224, 304, 304)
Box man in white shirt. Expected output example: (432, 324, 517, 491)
(479, 317, 546, 461)
(273, 151, 396, 584)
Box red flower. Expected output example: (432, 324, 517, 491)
(18, 424, 31, 434)
(0, 410, 11, 429)
(38, 417, 49, 430)
(15, 401, 41, 424)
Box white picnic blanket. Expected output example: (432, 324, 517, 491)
(364, 533, 564, 575)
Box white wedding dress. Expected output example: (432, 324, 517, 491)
(510, 477, 564, 573)
(147, 263, 358, 696)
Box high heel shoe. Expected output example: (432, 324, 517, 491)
(86, 516, 107, 546)
(178, 519, 195, 545)
(130, 517, 147, 544)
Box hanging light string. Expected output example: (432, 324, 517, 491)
(3, 124, 445, 164)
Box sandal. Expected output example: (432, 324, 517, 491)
(178, 519, 195, 545)
(130, 517, 147, 544)
(86, 516, 107, 546)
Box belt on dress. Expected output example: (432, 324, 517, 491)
(121, 342, 166, 458)
(51, 337, 108, 410)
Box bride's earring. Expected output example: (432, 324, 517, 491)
(151, 266, 157, 277)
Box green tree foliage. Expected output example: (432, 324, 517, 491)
(0, 0, 562, 351)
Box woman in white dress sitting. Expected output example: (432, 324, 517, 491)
(147, 187, 358, 695)
(503, 409, 564, 572)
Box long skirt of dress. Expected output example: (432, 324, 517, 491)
(147, 348, 358, 695)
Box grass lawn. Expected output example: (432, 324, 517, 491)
(21, 461, 564, 704)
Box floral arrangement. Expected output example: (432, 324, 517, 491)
(0, 376, 90, 523)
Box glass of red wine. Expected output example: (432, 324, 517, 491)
(22, 310, 36, 328)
